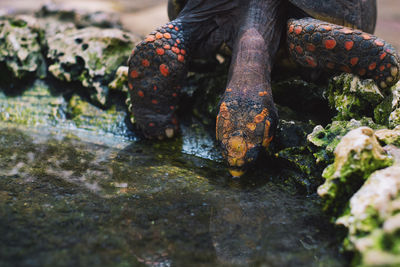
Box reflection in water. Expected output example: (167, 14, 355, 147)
(0, 126, 344, 266)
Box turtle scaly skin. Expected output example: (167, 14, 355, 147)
(127, 0, 400, 177)
(128, 20, 188, 139)
(287, 18, 400, 89)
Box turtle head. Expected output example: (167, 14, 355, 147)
(216, 99, 277, 177)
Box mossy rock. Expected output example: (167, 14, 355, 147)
(0, 17, 46, 89)
(47, 26, 140, 106)
(317, 127, 393, 215)
(327, 73, 385, 121)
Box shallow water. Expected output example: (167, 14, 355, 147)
(0, 124, 345, 267)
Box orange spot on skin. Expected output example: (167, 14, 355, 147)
(145, 35, 155, 42)
(168, 24, 174, 29)
(180, 49, 186, 55)
(226, 88, 232, 92)
(176, 39, 181, 44)
(155, 32, 163, 39)
(387, 63, 392, 68)
(175, 26, 179, 31)
(369, 62, 377, 71)
(172, 47, 180, 54)
(153, 85, 157, 91)
(156, 48, 165, 55)
(172, 93, 177, 97)
(306, 43, 316, 52)
(345, 41, 354, 51)
(295, 46, 303, 54)
(131, 49, 135, 55)
(172, 117, 178, 125)
(323, 25, 332, 31)
(289, 43, 295, 50)
(359, 69, 366, 76)
(178, 55, 185, 62)
(247, 123, 256, 132)
(350, 57, 359, 66)
(151, 99, 158, 105)
(130, 70, 139, 79)
(324, 39, 337, 50)
(362, 34, 371, 40)
(170, 106, 175, 110)
(160, 64, 169, 77)
(380, 65, 385, 71)
(306, 56, 317, 68)
(142, 59, 150, 67)
(340, 65, 352, 73)
(380, 52, 387, 60)
(149, 122, 155, 127)
(288, 24, 294, 33)
(294, 26, 302, 35)
(174, 43, 178, 47)
(258, 91, 268, 96)
(164, 33, 171, 39)
(128, 83, 133, 90)
(326, 62, 335, 69)
(340, 28, 353, 34)
(374, 40, 384, 47)
(254, 109, 268, 124)
(137, 90, 144, 97)
(262, 120, 272, 148)
(164, 44, 171, 50)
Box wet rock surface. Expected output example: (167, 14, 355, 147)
(0, 126, 344, 267)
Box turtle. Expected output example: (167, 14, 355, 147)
(127, 0, 400, 177)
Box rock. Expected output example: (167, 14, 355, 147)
(47, 27, 140, 105)
(327, 73, 385, 121)
(307, 118, 381, 166)
(336, 162, 400, 266)
(317, 127, 393, 214)
(374, 81, 400, 127)
(0, 80, 66, 126)
(35, 3, 122, 29)
(0, 17, 46, 88)
(108, 66, 129, 93)
(375, 126, 400, 146)
(67, 94, 127, 135)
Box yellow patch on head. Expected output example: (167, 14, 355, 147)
(227, 136, 247, 158)
(246, 123, 256, 131)
(229, 169, 245, 177)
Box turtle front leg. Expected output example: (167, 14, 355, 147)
(287, 18, 400, 89)
(128, 19, 188, 139)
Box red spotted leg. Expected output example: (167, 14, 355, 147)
(287, 18, 400, 89)
(128, 19, 188, 139)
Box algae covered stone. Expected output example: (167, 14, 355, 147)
(0, 17, 46, 87)
(307, 118, 381, 166)
(327, 73, 385, 121)
(47, 27, 140, 105)
(317, 127, 393, 214)
(336, 164, 400, 266)
(374, 81, 400, 127)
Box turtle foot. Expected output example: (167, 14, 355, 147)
(127, 19, 188, 139)
(287, 18, 400, 89)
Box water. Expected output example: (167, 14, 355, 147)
(0, 124, 345, 266)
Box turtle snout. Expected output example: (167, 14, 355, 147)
(223, 133, 261, 177)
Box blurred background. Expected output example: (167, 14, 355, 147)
(0, 0, 399, 49)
